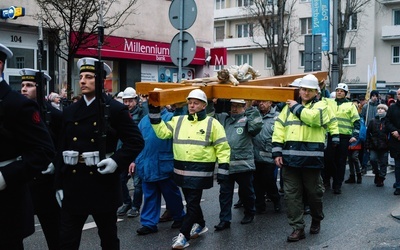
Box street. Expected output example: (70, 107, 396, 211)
(24, 168, 400, 250)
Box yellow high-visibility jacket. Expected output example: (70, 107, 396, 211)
(152, 111, 230, 189)
(272, 98, 334, 169)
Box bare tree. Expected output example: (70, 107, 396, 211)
(35, 0, 138, 99)
(333, 0, 372, 82)
(244, 0, 298, 76)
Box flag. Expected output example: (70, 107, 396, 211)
(366, 57, 377, 100)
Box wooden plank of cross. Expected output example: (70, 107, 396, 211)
(135, 71, 328, 106)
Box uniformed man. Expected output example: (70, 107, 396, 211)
(0, 44, 55, 249)
(55, 57, 144, 249)
(20, 68, 62, 249)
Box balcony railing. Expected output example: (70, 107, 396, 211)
(381, 0, 400, 5)
(214, 35, 278, 49)
(382, 25, 400, 40)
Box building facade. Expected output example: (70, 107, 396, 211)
(0, 0, 215, 96)
(214, 0, 400, 97)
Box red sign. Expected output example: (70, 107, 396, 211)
(210, 47, 227, 66)
(72, 32, 206, 65)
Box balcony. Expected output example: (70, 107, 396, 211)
(214, 36, 272, 50)
(381, 0, 400, 5)
(214, 7, 247, 20)
(382, 25, 400, 40)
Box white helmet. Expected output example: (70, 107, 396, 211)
(186, 89, 207, 104)
(230, 99, 246, 104)
(299, 74, 319, 90)
(289, 78, 302, 87)
(122, 87, 137, 99)
(336, 83, 349, 92)
(117, 91, 124, 98)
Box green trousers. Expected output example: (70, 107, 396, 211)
(282, 166, 325, 230)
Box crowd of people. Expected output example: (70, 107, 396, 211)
(1, 41, 400, 249)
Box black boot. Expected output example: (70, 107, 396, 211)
(374, 174, 379, 184)
(344, 174, 356, 184)
(376, 176, 385, 187)
(356, 173, 362, 184)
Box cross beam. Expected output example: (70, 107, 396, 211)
(136, 71, 328, 106)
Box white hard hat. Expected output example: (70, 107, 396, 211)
(336, 83, 349, 92)
(117, 91, 124, 98)
(230, 99, 246, 104)
(299, 74, 319, 90)
(122, 87, 138, 99)
(186, 89, 207, 104)
(289, 78, 302, 87)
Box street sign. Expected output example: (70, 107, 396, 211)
(169, 0, 197, 30)
(170, 31, 196, 67)
(0, 6, 25, 19)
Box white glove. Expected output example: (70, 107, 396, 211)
(42, 162, 55, 175)
(56, 189, 64, 207)
(0, 171, 6, 191)
(97, 158, 118, 174)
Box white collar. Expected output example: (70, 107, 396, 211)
(83, 95, 96, 106)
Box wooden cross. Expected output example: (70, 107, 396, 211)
(136, 71, 328, 106)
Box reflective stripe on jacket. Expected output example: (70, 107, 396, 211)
(272, 99, 331, 169)
(152, 113, 230, 189)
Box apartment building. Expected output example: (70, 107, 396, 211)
(0, 0, 215, 95)
(214, 0, 400, 94)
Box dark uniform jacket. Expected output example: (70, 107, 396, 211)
(55, 95, 144, 214)
(29, 103, 62, 212)
(0, 79, 55, 240)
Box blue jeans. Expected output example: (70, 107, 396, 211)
(120, 172, 143, 210)
(369, 150, 388, 178)
(394, 157, 400, 189)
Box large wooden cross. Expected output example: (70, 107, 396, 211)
(136, 71, 328, 106)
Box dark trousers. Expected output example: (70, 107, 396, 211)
(219, 171, 255, 222)
(120, 172, 142, 209)
(254, 162, 280, 211)
(324, 135, 350, 189)
(180, 188, 205, 241)
(36, 209, 60, 250)
(59, 209, 119, 250)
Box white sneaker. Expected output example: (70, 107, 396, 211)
(190, 223, 208, 239)
(172, 233, 189, 249)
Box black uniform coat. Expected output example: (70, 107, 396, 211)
(55, 94, 144, 214)
(0, 80, 55, 241)
(29, 103, 62, 212)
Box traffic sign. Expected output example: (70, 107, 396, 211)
(170, 31, 196, 67)
(169, 0, 197, 30)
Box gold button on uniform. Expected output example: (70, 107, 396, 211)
(93, 122, 97, 126)
(75, 122, 78, 125)
(91, 139, 95, 143)
(90, 171, 94, 175)
(72, 169, 77, 174)
(73, 137, 77, 141)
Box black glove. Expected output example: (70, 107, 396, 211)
(149, 104, 161, 124)
(217, 163, 229, 184)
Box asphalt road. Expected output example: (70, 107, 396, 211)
(24, 168, 400, 250)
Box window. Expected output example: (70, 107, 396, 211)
(300, 0, 310, 2)
(299, 51, 305, 67)
(300, 18, 312, 35)
(215, 0, 225, 10)
(264, 53, 272, 69)
(394, 10, 400, 25)
(392, 46, 400, 63)
(238, 0, 253, 7)
(215, 26, 224, 41)
(237, 23, 253, 38)
(343, 48, 356, 65)
(267, 0, 276, 5)
(7, 47, 34, 69)
(348, 14, 357, 30)
(235, 54, 252, 65)
(214, 65, 224, 71)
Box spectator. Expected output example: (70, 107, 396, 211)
(385, 88, 400, 195)
(366, 104, 389, 187)
(48, 92, 61, 110)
